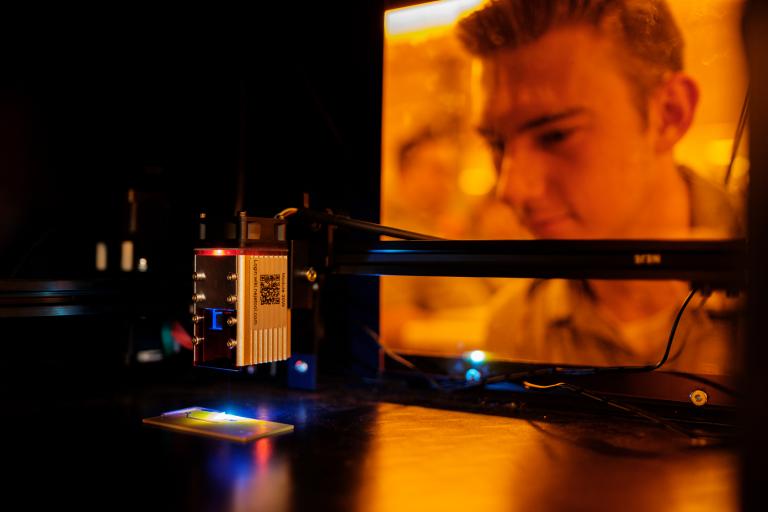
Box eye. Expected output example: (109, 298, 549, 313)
(486, 137, 505, 157)
(537, 128, 574, 148)
(486, 138, 505, 170)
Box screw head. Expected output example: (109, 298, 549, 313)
(305, 267, 317, 283)
(192, 293, 206, 303)
(227, 339, 238, 349)
(689, 389, 708, 407)
(191, 315, 203, 323)
(226, 272, 237, 281)
(192, 336, 204, 346)
(226, 294, 237, 304)
(192, 271, 206, 281)
(226, 317, 237, 326)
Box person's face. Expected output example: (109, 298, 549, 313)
(401, 139, 458, 213)
(479, 26, 663, 239)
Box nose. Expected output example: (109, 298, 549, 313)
(495, 143, 547, 211)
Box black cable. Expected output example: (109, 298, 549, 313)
(360, 323, 723, 440)
(363, 287, 701, 394)
(297, 208, 444, 241)
(591, 286, 699, 374)
(664, 371, 740, 397)
(523, 381, 709, 441)
(724, 86, 750, 186)
(468, 287, 699, 390)
(361, 325, 447, 390)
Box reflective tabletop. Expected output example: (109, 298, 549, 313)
(3, 370, 737, 512)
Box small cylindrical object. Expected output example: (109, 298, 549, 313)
(226, 272, 237, 281)
(95, 242, 108, 271)
(192, 292, 206, 303)
(199, 212, 207, 240)
(305, 267, 317, 283)
(227, 339, 237, 349)
(192, 271, 207, 281)
(192, 336, 204, 346)
(121, 240, 134, 272)
(191, 315, 203, 323)
(226, 317, 237, 326)
(226, 294, 237, 304)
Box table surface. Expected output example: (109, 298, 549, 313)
(4, 368, 738, 512)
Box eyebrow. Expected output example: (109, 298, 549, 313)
(519, 108, 590, 131)
(478, 108, 591, 139)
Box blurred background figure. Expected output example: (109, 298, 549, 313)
(384, 123, 467, 239)
(381, 122, 521, 353)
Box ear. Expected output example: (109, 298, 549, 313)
(651, 73, 699, 153)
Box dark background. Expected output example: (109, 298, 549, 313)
(0, 3, 385, 278)
(0, 4, 389, 385)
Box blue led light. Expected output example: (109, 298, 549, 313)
(465, 368, 482, 383)
(468, 350, 486, 364)
(294, 360, 309, 374)
(210, 309, 224, 331)
(206, 308, 234, 331)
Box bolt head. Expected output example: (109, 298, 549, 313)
(689, 389, 709, 407)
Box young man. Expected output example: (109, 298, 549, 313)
(457, 0, 742, 374)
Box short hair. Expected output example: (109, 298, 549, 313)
(457, 0, 685, 118)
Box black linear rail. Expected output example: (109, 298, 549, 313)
(0, 278, 172, 317)
(331, 239, 746, 286)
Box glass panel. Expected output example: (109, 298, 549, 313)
(380, 0, 746, 375)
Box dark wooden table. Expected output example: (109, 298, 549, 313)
(3, 368, 737, 511)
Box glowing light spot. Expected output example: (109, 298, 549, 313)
(294, 360, 309, 374)
(468, 350, 486, 364)
(385, 0, 484, 37)
(465, 368, 482, 382)
(185, 410, 247, 422)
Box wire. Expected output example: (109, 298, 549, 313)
(275, 207, 299, 220)
(361, 287, 702, 391)
(724, 87, 750, 186)
(361, 325, 720, 440)
(361, 325, 445, 390)
(590, 286, 699, 374)
(295, 208, 444, 241)
(523, 381, 568, 389)
(664, 371, 740, 397)
(467, 287, 700, 391)
(522, 380, 708, 441)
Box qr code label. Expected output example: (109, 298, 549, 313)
(259, 274, 281, 305)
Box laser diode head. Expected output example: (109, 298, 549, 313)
(192, 213, 290, 370)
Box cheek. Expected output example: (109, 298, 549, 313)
(551, 139, 648, 225)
